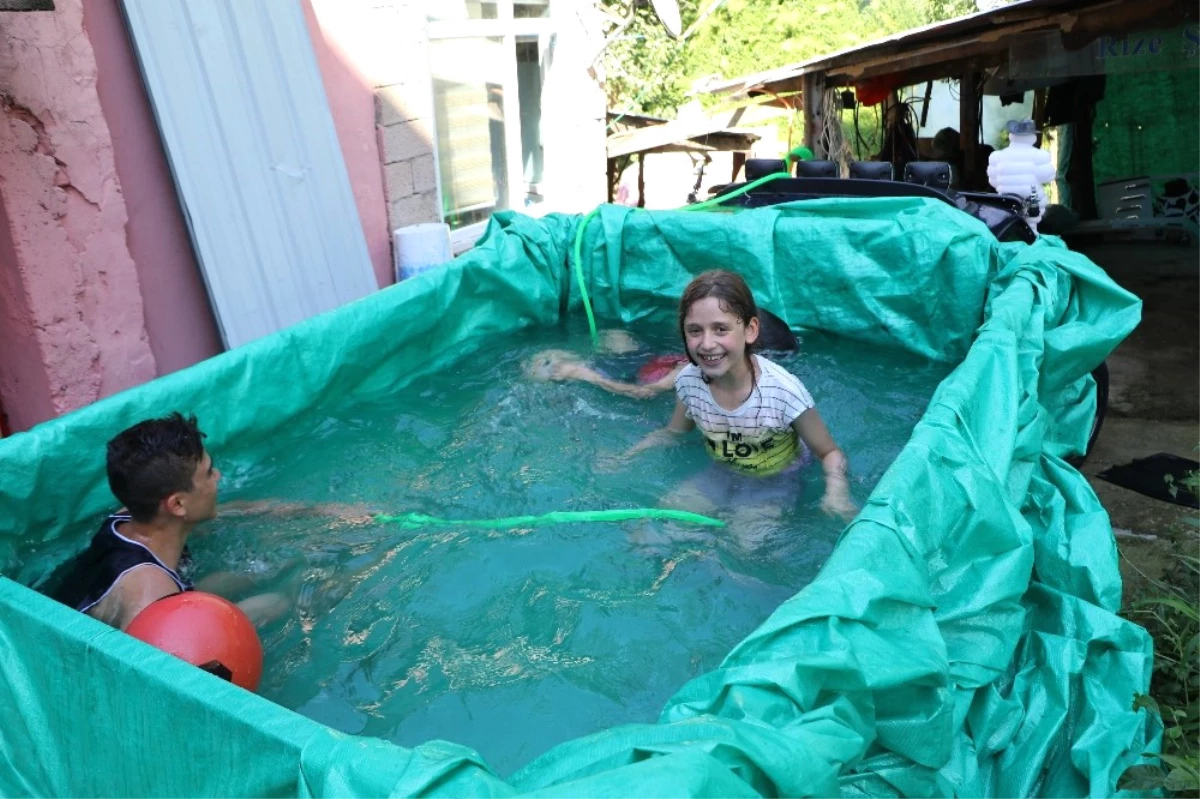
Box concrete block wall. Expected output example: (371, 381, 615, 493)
(369, 2, 440, 232)
(307, 0, 439, 245)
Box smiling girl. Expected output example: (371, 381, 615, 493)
(626, 270, 856, 520)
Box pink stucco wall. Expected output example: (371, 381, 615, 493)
(0, 196, 53, 433)
(303, 0, 393, 288)
(0, 0, 157, 432)
(82, 0, 224, 376)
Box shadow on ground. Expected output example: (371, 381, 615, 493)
(1071, 242, 1198, 605)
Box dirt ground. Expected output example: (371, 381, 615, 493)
(1066, 241, 1199, 606)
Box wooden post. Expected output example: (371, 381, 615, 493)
(959, 67, 979, 190)
(803, 71, 827, 159)
(1032, 88, 1048, 134)
(732, 151, 747, 182)
(606, 156, 617, 204)
(637, 154, 646, 208)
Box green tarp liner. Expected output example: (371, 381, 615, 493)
(0, 198, 1157, 797)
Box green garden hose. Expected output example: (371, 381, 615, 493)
(375, 508, 724, 530)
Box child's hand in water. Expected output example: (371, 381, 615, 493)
(820, 494, 859, 522)
(595, 450, 632, 473)
(617, 383, 658, 399)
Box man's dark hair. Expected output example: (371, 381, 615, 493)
(106, 412, 206, 522)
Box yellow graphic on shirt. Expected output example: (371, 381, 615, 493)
(701, 427, 799, 476)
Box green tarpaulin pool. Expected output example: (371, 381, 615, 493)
(0, 198, 1155, 797)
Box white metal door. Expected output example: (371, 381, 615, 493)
(121, 0, 378, 349)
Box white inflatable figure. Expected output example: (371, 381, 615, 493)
(987, 119, 1055, 232)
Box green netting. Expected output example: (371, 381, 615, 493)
(1093, 67, 1200, 185)
(0, 198, 1157, 797)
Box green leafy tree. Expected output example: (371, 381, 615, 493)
(604, 0, 980, 118)
(603, 0, 701, 116)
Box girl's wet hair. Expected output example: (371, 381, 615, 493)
(678, 270, 759, 383)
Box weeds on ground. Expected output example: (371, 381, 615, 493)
(1163, 464, 1200, 507)
(1118, 555, 1199, 796)
(1161, 439, 1200, 501)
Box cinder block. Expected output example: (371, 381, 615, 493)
(389, 191, 441, 228)
(383, 160, 414, 200)
(411, 154, 438, 193)
(380, 118, 434, 163)
(376, 83, 432, 127)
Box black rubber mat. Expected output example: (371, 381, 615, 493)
(1096, 453, 1200, 509)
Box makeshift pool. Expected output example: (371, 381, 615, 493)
(0, 200, 1158, 797)
(136, 324, 942, 774)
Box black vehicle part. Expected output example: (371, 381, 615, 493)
(957, 194, 1038, 244)
(849, 161, 894, 181)
(744, 158, 788, 181)
(795, 160, 838, 178)
(904, 161, 953, 190)
(708, 175, 1037, 244)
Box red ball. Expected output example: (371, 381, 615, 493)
(636, 354, 688, 385)
(126, 591, 264, 691)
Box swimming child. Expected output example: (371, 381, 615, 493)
(625, 270, 857, 520)
(523, 348, 675, 399)
(522, 329, 676, 398)
(524, 310, 799, 400)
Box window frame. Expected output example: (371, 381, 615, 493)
(426, 1, 555, 253)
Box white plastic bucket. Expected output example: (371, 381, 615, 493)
(394, 222, 452, 282)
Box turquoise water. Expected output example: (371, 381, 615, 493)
(48, 321, 950, 776)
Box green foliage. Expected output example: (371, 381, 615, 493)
(604, 0, 979, 118)
(843, 104, 884, 159)
(1119, 555, 1200, 797)
(1163, 444, 1199, 505)
(603, 0, 702, 117)
(1164, 466, 1200, 502)
(770, 104, 885, 160)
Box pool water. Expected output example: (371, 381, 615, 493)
(58, 321, 951, 775)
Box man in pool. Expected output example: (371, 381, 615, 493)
(48, 412, 354, 631)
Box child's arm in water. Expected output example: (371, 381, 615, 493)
(791, 409, 857, 521)
(218, 499, 375, 525)
(526, 349, 677, 399)
(554, 361, 659, 399)
(625, 400, 694, 457)
(637, 364, 686, 396)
